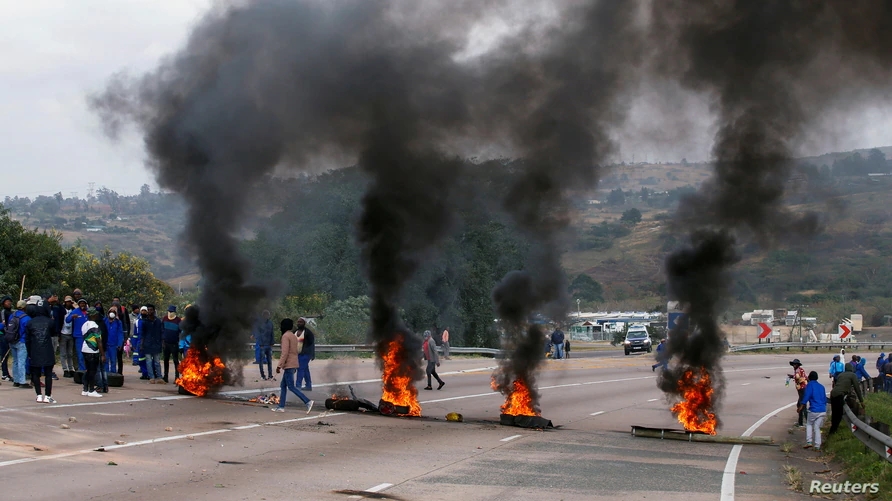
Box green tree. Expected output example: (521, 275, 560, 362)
(0, 204, 73, 298)
(607, 188, 626, 206)
(621, 208, 642, 224)
(63, 247, 173, 305)
(569, 274, 604, 303)
(315, 296, 371, 344)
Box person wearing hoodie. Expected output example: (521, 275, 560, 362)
(798, 371, 827, 451)
(851, 355, 871, 394)
(828, 363, 864, 434)
(104, 305, 124, 375)
(877, 353, 887, 393)
(80, 308, 104, 398)
(828, 355, 844, 387)
(422, 330, 445, 391)
(25, 296, 57, 403)
(66, 298, 90, 371)
(1, 295, 14, 381)
(9, 299, 32, 388)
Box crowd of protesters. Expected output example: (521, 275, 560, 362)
(1, 288, 198, 402)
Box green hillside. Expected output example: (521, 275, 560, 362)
(7, 147, 892, 337)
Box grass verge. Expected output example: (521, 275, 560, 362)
(822, 393, 892, 499)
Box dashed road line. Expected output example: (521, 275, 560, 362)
(500, 434, 522, 442)
(366, 483, 394, 492)
(0, 412, 345, 469)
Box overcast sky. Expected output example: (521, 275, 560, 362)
(2, 1, 889, 199)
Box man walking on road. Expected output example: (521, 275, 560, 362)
(273, 318, 313, 413)
(551, 328, 565, 360)
(423, 330, 445, 390)
(787, 359, 808, 427)
(441, 327, 451, 360)
(828, 364, 864, 435)
(66, 298, 90, 371)
(651, 339, 668, 372)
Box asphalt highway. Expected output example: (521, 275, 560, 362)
(0, 351, 840, 501)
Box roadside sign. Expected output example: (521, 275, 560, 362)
(757, 322, 772, 339)
(839, 323, 852, 338)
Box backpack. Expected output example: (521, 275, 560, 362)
(4, 312, 21, 343)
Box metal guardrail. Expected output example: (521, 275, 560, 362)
(730, 342, 891, 353)
(251, 343, 503, 357)
(842, 402, 892, 463)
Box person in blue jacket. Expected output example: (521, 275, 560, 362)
(66, 299, 90, 371)
(877, 353, 887, 394)
(828, 355, 844, 387)
(798, 371, 827, 451)
(853, 355, 872, 395)
(104, 305, 124, 375)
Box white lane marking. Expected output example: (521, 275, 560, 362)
(720, 402, 796, 501)
(647, 398, 658, 402)
(0, 398, 147, 412)
(0, 413, 345, 468)
(365, 483, 394, 493)
(741, 383, 751, 386)
(99, 429, 231, 450)
(500, 434, 522, 442)
(539, 383, 582, 390)
(420, 392, 494, 404)
(590, 411, 604, 416)
(154, 395, 191, 401)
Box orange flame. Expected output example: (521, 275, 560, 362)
(491, 377, 539, 416)
(175, 348, 226, 397)
(671, 367, 717, 435)
(380, 335, 421, 416)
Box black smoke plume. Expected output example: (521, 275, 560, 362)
(89, 0, 492, 392)
(652, 1, 892, 417)
(486, 1, 642, 411)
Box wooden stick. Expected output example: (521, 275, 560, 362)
(19, 275, 26, 301)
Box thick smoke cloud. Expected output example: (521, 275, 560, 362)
(652, 1, 892, 413)
(89, 0, 486, 386)
(486, 0, 642, 410)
